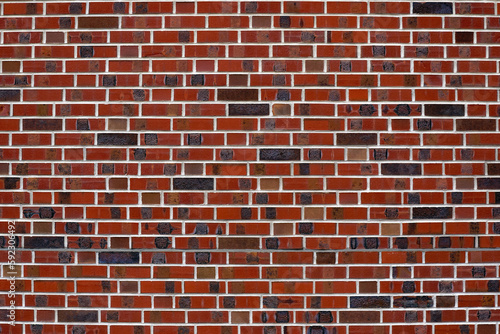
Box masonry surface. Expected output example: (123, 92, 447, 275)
(1, 1, 500, 333)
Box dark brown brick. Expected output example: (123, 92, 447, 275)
(339, 311, 380, 323)
(58, 310, 98, 322)
(173, 178, 214, 190)
(337, 133, 377, 146)
(260, 149, 300, 161)
(23, 119, 62, 131)
(412, 207, 452, 219)
(393, 296, 433, 308)
(229, 74, 248, 86)
(488, 164, 500, 175)
(425, 104, 465, 117)
(316, 252, 336, 264)
(219, 237, 259, 250)
(456, 119, 496, 131)
(3, 61, 21, 73)
(381, 163, 422, 175)
(24, 237, 64, 249)
(97, 134, 137, 146)
(478, 178, 500, 189)
(229, 104, 269, 116)
(79, 17, 119, 29)
(98, 252, 140, 264)
(350, 296, 390, 308)
(109, 178, 127, 190)
(413, 2, 452, 14)
(2, 177, 20, 189)
(0, 90, 21, 101)
(218, 89, 258, 101)
(436, 296, 455, 308)
(456, 32, 474, 44)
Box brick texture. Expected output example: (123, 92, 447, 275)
(1, 1, 500, 333)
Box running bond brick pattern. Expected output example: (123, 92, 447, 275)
(1, 1, 500, 333)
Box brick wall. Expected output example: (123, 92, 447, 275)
(1, 1, 500, 333)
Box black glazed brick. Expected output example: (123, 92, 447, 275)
(24, 237, 64, 249)
(413, 2, 453, 14)
(97, 133, 137, 146)
(0, 90, 21, 101)
(350, 296, 391, 308)
(228, 104, 270, 116)
(425, 104, 465, 117)
(381, 164, 422, 175)
(260, 149, 300, 161)
(173, 178, 214, 190)
(58, 310, 98, 322)
(412, 207, 453, 219)
(98, 252, 140, 264)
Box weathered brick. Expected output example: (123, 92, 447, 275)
(412, 207, 453, 219)
(456, 32, 474, 44)
(24, 237, 64, 249)
(456, 119, 496, 131)
(337, 133, 377, 146)
(228, 104, 269, 116)
(478, 178, 500, 189)
(339, 311, 380, 323)
(173, 178, 214, 190)
(350, 296, 391, 308)
(58, 310, 98, 322)
(79, 17, 119, 29)
(488, 164, 500, 175)
(219, 237, 259, 249)
(2, 177, 20, 189)
(425, 104, 465, 117)
(23, 119, 62, 131)
(102, 75, 117, 87)
(218, 89, 258, 101)
(381, 164, 422, 175)
(99, 252, 140, 264)
(80, 46, 94, 58)
(0, 90, 21, 101)
(413, 2, 453, 14)
(97, 134, 137, 146)
(393, 296, 433, 308)
(260, 149, 300, 160)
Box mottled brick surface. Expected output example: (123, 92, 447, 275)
(1, 1, 500, 333)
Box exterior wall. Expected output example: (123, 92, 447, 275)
(1, 1, 500, 333)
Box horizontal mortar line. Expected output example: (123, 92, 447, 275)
(13, 250, 500, 253)
(9, 188, 497, 191)
(6, 88, 500, 90)
(12, 203, 500, 205)
(4, 305, 496, 308)
(5, 175, 489, 178)
(3, 69, 500, 72)
(14, 233, 498, 236)
(4, 55, 500, 59)
(2, 73, 494, 76)
(16, 218, 500, 221)
(4, 12, 500, 16)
